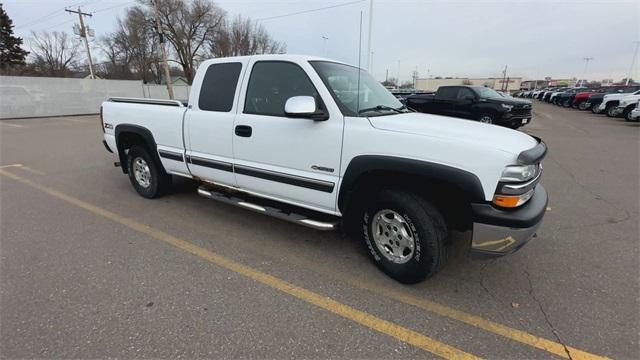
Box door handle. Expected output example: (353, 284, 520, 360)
(235, 125, 252, 137)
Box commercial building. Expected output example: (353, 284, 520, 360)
(414, 77, 523, 92)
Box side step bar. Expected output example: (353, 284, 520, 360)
(197, 186, 340, 231)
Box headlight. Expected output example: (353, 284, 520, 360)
(501, 104, 513, 111)
(500, 164, 538, 182)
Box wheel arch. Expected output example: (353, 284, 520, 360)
(114, 124, 162, 174)
(338, 155, 486, 231)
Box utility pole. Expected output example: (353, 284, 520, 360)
(65, 7, 95, 79)
(385, 68, 388, 83)
(152, 0, 174, 99)
(366, 0, 374, 71)
(626, 41, 640, 85)
(579, 57, 593, 87)
(501, 65, 507, 92)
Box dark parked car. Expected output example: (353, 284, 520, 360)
(554, 88, 589, 107)
(405, 85, 533, 128)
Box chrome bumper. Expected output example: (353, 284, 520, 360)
(469, 184, 548, 258)
(470, 221, 541, 257)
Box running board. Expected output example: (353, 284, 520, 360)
(197, 186, 340, 231)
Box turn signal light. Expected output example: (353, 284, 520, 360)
(492, 195, 521, 208)
(493, 189, 534, 208)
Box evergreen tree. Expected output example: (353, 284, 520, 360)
(0, 3, 29, 69)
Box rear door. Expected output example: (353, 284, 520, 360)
(231, 59, 343, 213)
(434, 87, 458, 116)
(185, 59, 248, 185)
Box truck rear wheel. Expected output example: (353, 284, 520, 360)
(362, 190, 448, 283)
(126, 145, 171, 199)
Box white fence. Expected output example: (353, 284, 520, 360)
(0, 76, 188, 119)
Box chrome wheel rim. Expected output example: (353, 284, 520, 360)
(371, 209, 415, 264)
(133, 157, 152, 188)
(479, 115, 493, 124)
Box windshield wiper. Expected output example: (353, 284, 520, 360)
(358, 105, 407, 114)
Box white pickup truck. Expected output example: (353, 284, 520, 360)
(101, 55, 548, 283)
(599, 89, 640, 117)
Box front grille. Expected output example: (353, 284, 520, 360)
(512, 106, 532, 117)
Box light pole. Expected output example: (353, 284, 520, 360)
(579, 57, 593, 87)
(397, 59, 402, 88)
(321, 35, 329, 56)
(626, 41, 640, 85)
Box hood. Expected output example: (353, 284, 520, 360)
(604, 93, 633, 101)
(368, 112, 538, 155)
(485, 97, 531, 106)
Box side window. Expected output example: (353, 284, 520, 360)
(198, 62, 242, 112)
(244, 61, 318, 116)
(457, 88, 474, 100)
(437, 87, 458, 100)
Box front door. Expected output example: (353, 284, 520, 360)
(232, 60, 343, 213)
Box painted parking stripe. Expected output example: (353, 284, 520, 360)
(0, 168, 610, 360)
(0, 169, 480, 360)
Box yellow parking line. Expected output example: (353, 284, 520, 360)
(234, 241, 609, 360)
(0, 169, 480, 360)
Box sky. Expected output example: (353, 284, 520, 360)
(4, 0, 640, 82)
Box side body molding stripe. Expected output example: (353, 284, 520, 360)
(158, 150, 184, 162)
(186, 155, 234, 173)
(185, 157, 332, 193)
(235, 164, 335, 193)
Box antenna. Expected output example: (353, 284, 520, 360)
(357, 11, 363, 115)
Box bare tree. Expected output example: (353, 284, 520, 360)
(29, 31, 81, 76)
(144, 0, 225, 83)
(211, 15, 285, 58)
(100, 6, 160, 82)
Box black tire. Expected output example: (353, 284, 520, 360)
(623, 106, 637, 122)
(577, 101, 588, 110)
(126, 145, 171, 199)
(605, 104, 618, 117)
(591, 103, 601, 114)
(562, 99, 571, 108)
(478, 113, 494, 124)
(361, 190, 448, 284)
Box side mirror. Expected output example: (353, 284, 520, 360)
(284, 96, 328, 121)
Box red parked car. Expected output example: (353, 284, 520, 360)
(573, 89, 601, 110)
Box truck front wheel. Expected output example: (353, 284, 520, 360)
(362, 190, 448, 283)
(126, 145, 171, 199)
(478, 113, 494, 124)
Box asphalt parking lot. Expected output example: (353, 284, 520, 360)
(1, 103, 638, 359)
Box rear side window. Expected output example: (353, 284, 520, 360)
(198, 62, 242, 112)
(437, 87, 458, 99)
(457, 88, 474, 99)
(244, 61, 318, 117)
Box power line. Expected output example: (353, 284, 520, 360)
(256, 0, 366, 21)
(93, 1, 136, 14)
(15, 0, 97, 30)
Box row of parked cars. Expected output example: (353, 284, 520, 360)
(516, 85, 640, 122)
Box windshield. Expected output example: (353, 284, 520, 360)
(310, 61, 403, 116)
(474, 87, 503, 99)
